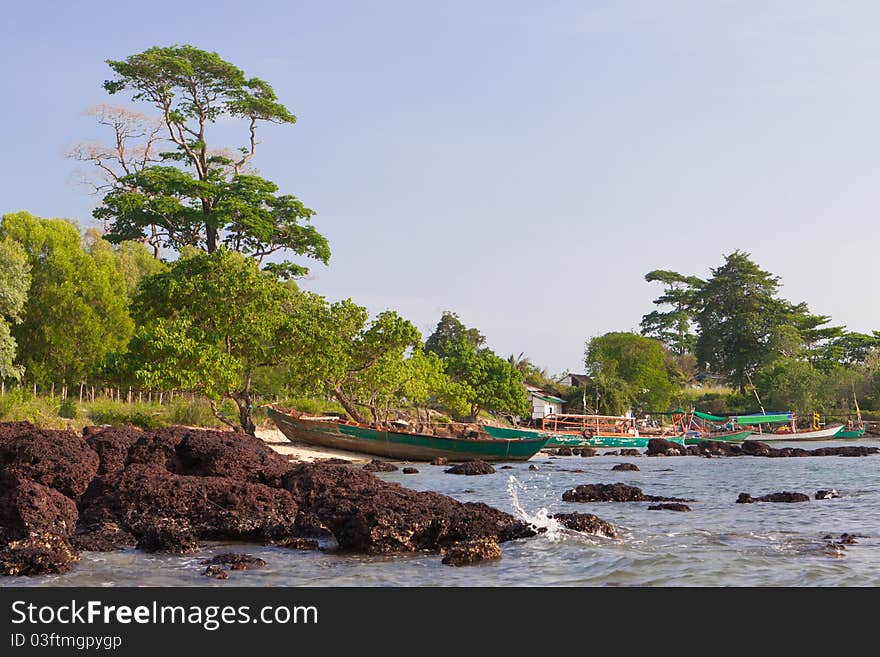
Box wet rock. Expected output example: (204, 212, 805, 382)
(0, 472, 80, 575)
(441, 538, 502, 566)
(77, 463, 300, 552)
(810, 446, 879, 457)
(740, 441, 771, 457)
(611, 463, 639, 472)
(431, 457, 449, 465)
(645, 439, 687, 456)
(82, 425, 142, 477)
(282, 464, 535, 553)
(402, 467, 419, 474)
(736, 491, 810, 503)
(580, 448, 597, 457)
(280, 537, 320, 550)
(528, 464, 538, 470)
(619, 449, 640, 457)
(603, 450, 619, 456)
(362, 459, 399, 472)
(202, 553, 266, 570)
(815, 489, 841, 500)
(0, 422, 99, 499)
(203, 564, 229, 579)
(562, 483, 691, 503)
(444, 460, 496, 475)
(838, 533, 858, 545)
(689, 441, 741, 457)
(648, 503, 692, 512)
(555, 447, 573, 456)
(172, 428, 295, 486)
(551, 512, 619, 538)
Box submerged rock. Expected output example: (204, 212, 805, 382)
(362, 459, 399, 472)
(552, 512, 619, 538)
(402, 467, 419, 474)
(815, 489, 841, 500)
(528, 464, 538, 470)
(280, 537, 320, 550)
(645, 439, 687, 456)
(431, 457, 449, 465)
(580, 448, 597, 457)
(619, 449, 640, 457)
(441, 538, 502, 566)
(648, 503, 692, 512)
(444, 460, 496, 476)
(203, 564, 229, 579)
(555, 447, 573, 456)
(202, 553, 267, 570)
(562, 483, 691, 503)
(611, 463, 639, 472)
(736, 491, 810, 504)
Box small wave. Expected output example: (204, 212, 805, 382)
(507, 476, 564, 540)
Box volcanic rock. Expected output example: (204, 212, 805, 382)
(202, 553, 267, 570)
(362, 459, 399, 472)
(580, 448, 597, 457)
(203, 564, 229, 579)
(552, 512, 619, 538)
(619, 449, 640, 457)
(736, 491, 810, 504)
(444, 460, 496, 475)
(645, 439, 687, 456)
(282, 464, 534, 553)
(441, 538, 502, 566)
(555, 447, 573, 456)
(648, 503, 692, 512)
(280, 537, 320, 550)
(611, 463, 639, 472)
(402, 467, 419, 474)
(815, 489, 841, 500)
(0, 424, 99, 499)
(431, 457, 449, 465)
(562, 483, 691, 503)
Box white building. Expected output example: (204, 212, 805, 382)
(526, 385, 567, 420)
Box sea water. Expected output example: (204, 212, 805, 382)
(5, 439, 880, 587)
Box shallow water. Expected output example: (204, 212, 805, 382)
(5, 439, 880, 587)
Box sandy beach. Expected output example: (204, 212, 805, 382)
(256, 426, 373, 463)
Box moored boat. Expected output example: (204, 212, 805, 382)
(535, 413, 684, 448)
(733, 411, 844, 441)
(268, 407, 550, 462)
(665, 408, 753, 445)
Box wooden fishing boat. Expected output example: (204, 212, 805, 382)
(268, 407, 550, 462)
(519, 413, 685, 448)
(733, 411, 844, 441)
(665, 408, 753, 445)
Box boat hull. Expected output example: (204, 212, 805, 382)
(836, 428, 866, 439)
(270, 408, 549, 462)
(683, 430, 753, 446)
(750, 424, 845, 442)
(545, 433, 686, 448)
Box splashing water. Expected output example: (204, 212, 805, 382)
(507, 475, 564, 540)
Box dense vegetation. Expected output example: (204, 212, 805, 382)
(2, 45, 874, 433)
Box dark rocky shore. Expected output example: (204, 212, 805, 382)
(645, 438, 879, 458)
(0, 422, 542, 576)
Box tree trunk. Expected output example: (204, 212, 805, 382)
(332, 387, 366, 424)
(232, 394, 256, 436)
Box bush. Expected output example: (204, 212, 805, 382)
(169, 398, 220, 427)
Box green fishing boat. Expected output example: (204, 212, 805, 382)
(836, 428, 866, 439)
(682, 429, 753, 445)
(269, 407, 550, 462)
(483, 418, 686, 448)
(667, 408, 753, 445)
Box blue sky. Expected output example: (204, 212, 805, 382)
(3, 1, 880, 374)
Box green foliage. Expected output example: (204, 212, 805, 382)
(126, 249, 305, 433)
(441, 339, 529, 419)
(0, 237, 30, 380)
(96, 44, 328, 277)
(586, 332, 674, 413)
(640, 270, 704, 355)
(1, 211, 133, 386)
(424, 311, 486, 359)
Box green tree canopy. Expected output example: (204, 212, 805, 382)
(640, 270, 704, 355)
(440, 340, 529, 420)
(127, 248, 308, 434)
(586, 332, 673, 414)
(0, 211, 132, 386)
(93, 45, 329, 278)
(424, 311, 486, 359)
(0, 237, 31, 380)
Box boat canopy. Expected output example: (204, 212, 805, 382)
(692, 410, 728, 422)
(731, 412, 793, 425)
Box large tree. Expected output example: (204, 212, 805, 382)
(0, 238, 30, 380)
(640, 269, 704, 355)
(0, 212, 133, 388)
(586, 332, 673, 413)
(92, 45, 329, 278)
(695, 251, 805, 393)
(424, 311, 486, 359)
(127, 248, 310, 434)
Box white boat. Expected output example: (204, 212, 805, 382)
(751, 424, 845, 442)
